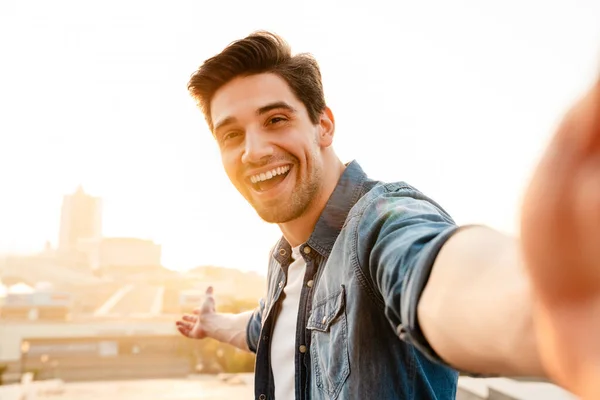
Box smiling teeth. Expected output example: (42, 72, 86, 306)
(250, 165, 290, 184)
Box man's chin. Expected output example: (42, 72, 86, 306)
(254, 207, 290, 224)
(251, 201, 301, 224)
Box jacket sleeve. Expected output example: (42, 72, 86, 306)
(246, 297, 266, 353)
(355, 190, 460, 367)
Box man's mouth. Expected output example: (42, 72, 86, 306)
(248, 165, 291, 192)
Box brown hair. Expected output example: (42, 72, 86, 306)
(187, 31, 326, 131)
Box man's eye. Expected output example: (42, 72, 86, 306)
(268, 117, 286, 125)
(223, 132, 241, 142)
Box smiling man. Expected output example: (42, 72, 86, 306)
(176, 31, 600, 400)
(211, 73, 344, 247)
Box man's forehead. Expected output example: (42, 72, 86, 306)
(211, 73, 299, 122)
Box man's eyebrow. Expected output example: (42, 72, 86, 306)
(257, 101, 297, 116)
(213, 116, 237, 133)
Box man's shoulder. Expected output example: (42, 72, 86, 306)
(346, 178, 453, 225)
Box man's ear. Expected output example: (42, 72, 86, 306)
(318, 106, 335, 148)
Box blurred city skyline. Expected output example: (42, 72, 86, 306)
(1, 0, 599, 273)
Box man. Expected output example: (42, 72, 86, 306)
(176, 31, 600, 399)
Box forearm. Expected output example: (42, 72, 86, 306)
(418, 226, 545, 376)
(202, 310, 253, 352)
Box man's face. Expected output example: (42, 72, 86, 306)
(210, 73, 324, 223)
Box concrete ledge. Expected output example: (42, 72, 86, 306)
(457, 377, 576, 400)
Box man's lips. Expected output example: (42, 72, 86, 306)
(245, 163, 292, 184)
(243, 164, 292, 191)
(252, 170, 290, 192)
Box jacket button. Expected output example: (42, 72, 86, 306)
(259, 394, 267, 400)
(278, 248, 286, 256)
(303, 246, 311, 254)
(397, 324, 408, 340)
(306, 280, 314, 288)
(299, 345, 307, 353)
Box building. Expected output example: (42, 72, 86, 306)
(0, 319, 193, 383)
(0, 283, 72, 321)
(76, 237, 162, 275)
(97, 237, 161, 269)
(58, 186, 102, 257)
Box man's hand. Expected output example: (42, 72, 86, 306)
(176, 286, 216, 339)
(521, 76, 600, 399)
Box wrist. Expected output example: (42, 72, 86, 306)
(199, 311, 221, 339)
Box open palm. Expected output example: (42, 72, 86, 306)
(175, 286, 216, 339)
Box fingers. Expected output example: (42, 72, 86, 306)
(175, 321, 194, 337)
(176, 320, 193, 330)
(182, 314, 197, 322)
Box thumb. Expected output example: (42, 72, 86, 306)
(197, 286, 216, 314)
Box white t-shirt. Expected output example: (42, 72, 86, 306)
(270, 245, 307, 399)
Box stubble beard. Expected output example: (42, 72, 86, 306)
(252, 164, 322, 224)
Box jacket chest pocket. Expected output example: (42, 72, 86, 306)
(306, 285, 350, 400)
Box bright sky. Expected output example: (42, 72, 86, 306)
(0, 0, 599, 274)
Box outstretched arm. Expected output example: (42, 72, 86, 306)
(177, 310, 253, 352)
(419, 76, 600, 398)
(175, 286, 260, 352)
(418, 226, 543, 376)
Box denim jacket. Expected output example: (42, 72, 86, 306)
(246, 161, 460, 400)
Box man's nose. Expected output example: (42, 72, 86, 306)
(241, 130, 274, 165)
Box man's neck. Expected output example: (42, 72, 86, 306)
(278, 159, 346, 247)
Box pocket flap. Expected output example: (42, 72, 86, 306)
(306, 285, 345, 332)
